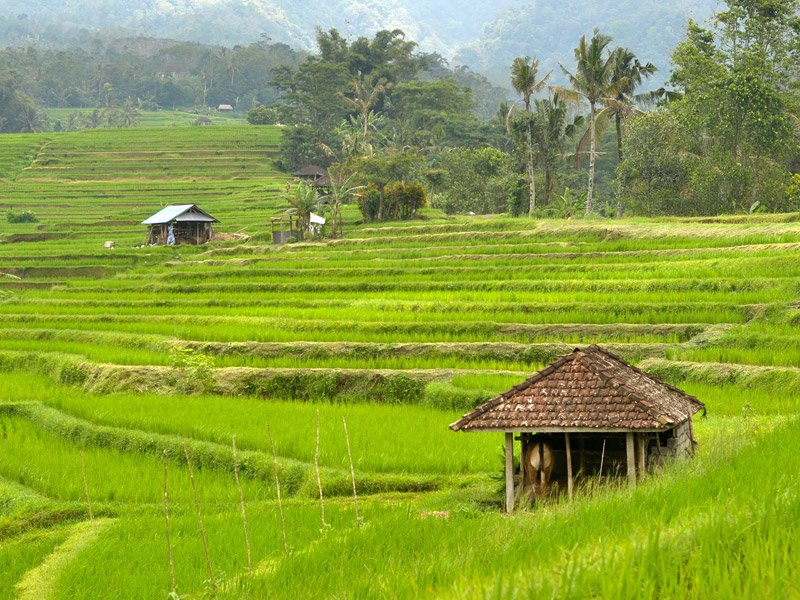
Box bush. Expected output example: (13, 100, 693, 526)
(357, 182, 427, 222)
(247, 105, 280, 125)
(434, 147, 518, 214)
(168, 345, 215, 393)
(7, 210, 38, 223)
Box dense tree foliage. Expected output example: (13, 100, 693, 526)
(0, 38, 304, 112)
(0, 68, 44, 132)
(618, 0, 800, 215)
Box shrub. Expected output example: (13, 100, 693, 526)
(7, 210, 38, 223)
(168, 345, 215, 393)
(357, 182, 427, 222)
(247, 105, 280, 125)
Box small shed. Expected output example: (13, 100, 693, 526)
(450, 345, 705, 512)
(270, 209, 300, 244)
(217, 104, 234, 111)
(293, 165, 331, 188)
(142, 204, 218, 245)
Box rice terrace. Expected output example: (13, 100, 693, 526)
(0, 120, 796, 599)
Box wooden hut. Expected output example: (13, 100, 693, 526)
(450, 345, 705, 512)
(142, 204, 218, 245)
(293, 165, 331, 188)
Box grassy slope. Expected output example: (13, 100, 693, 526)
(0, 125, 798, 598)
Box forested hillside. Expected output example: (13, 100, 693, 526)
(2, 0, 711, 79)
(456, 0, 717, 86)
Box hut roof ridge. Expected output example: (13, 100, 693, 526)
(142, 204, 218, 225)
(450, 345, 705, 432)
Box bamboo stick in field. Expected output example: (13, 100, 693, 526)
(232, 435, 252, 574)
(162, 450, 176, 595)
(182, 445, 213, 583)
(268, 424, 288, 554)
(599, 439, 606, 480)
(342, 416, 361, 527)
(315, 409, 327, 532)
(80, 448, 93, 521)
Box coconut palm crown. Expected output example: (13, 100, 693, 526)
(510, 56, 550, 216)
(552, 30, 628, 215)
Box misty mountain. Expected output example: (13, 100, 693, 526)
(0, 0, 521, 56)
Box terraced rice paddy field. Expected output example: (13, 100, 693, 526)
(0, 125, 798, 598)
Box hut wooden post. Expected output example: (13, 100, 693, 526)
(504, 432, 514, 513)
(626, 432, 636, 487)
(578, 433, 586, 478)
(637, 434, 647, 476)
(518, 435, 526, 496)
(565, 432, 573, 500)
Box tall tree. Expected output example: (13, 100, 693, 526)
(510, 56, 550, 215)
(553, 31, 626, 214)
(532, 94, 584, 206)
(341, 73, 391, 142)
(609, 48, 657, 163)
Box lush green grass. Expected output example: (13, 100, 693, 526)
(216, 416, 799, 599)
(0, 527, 72, 600)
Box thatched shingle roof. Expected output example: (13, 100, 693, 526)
(450, 345, 704, 432)
(293, 165, 328, 178)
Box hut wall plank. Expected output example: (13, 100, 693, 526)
(505, 432, 514, 513)
(626, 432, 636, 487)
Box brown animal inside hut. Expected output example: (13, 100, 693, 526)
(141, 204, 218, 245)
(450, 345, 705, 512)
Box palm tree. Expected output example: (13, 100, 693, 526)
(609, 47, 657, 162)
(320, 170, 363, 239)
(553, 31, 627, 214)
(341, 73, 391, 143)
(118, 98, 141, 128)
(289, 181, 319, 239)
(533, 94, 584, 206)
(510, 56, 550, 216)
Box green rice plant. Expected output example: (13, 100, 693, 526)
(216, 416, 798, 599)
(0, 527, 71, 600)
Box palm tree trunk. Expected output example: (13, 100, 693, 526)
(587, 103, 596, 215)
(615, 113, 623, 218)
(544, 164, 553, 207)
(526, 119, 536, 216)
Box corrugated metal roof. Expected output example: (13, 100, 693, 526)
(450, 345, 705, 433)
(141, 204, 218, 225)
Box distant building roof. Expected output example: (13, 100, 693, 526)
(450, 345, 705, 433)
(293, 165, 327, 177)
(218, 104, 233, 110)
(142, 204, 218, 225)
